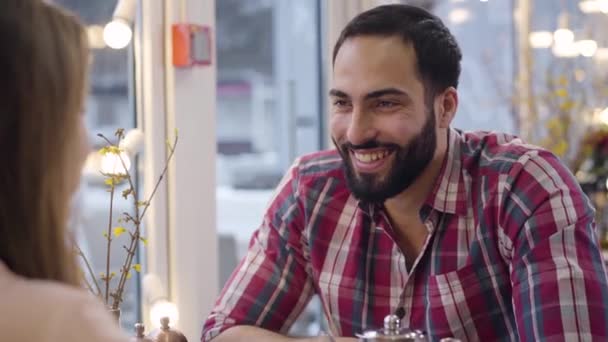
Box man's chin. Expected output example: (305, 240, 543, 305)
(354, 171, 388, 185)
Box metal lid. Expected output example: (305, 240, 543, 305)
(146, 317, 188, 342)
(130, 323, 155, 342)
(356, 314, 426, 341)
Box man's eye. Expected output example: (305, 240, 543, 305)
(377, 100, 396, 108)
(333, 100, 347, 106)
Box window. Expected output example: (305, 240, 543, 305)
(432, 0, 516, 133)
(56, 0, 142, 329)
(215, 0, 325, 335)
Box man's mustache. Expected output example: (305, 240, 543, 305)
(334, 138, 400, 151)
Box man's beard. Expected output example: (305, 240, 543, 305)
(334, 110, 437, 204)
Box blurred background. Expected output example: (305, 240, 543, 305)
(51, 0, 608, 339)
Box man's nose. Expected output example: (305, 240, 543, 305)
(346, 107, 377, 146)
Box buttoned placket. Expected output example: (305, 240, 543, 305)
(373, 207, 440, 327)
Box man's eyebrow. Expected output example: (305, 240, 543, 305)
(329, 88, 411, 101)
(364, 88, 409, 100)
(328, 89, 349, 98)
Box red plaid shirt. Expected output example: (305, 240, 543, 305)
(202, 128, 608, 341)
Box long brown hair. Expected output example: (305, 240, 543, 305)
(0, 0, 89, 285)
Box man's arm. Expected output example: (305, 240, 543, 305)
(501, 150, 608, 341)
(213, 326, 357, 342)
(202, 161, 317, 341)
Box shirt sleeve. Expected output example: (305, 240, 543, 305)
(502, 149, 608, 341)
(202, 159, 315, 341)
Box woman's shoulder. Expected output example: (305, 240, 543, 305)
(0, 265, 128, 341)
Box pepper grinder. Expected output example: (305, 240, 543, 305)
(146, 317, 188, 342)
(130, 323, 154, 342)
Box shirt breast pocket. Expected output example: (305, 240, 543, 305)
(423, 263, 512, 341)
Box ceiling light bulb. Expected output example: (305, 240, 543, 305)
(103, 19, 132, 49)
(529, 31, 553, 48)
(599, 0, 608, 13)
(579, 0, 601, 13)
(576, 40, 598, 57)
(552, 42, 579, 58)
(100, 151, 131, 175)
(150, 300, 179, 328)
(554, 29, 574, 46)
(448, 8, 472, 25)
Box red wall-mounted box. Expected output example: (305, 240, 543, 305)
(172, 24, 212, 68)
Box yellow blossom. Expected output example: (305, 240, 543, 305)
(113, 227, 127, 237)
(98, 146, 121, 155)
(555, 89, 568, 97)
(132, 264, 142, 273)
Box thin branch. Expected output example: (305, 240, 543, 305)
(109, 149, 141, 309)
(111, 134, 178, 309)
(97, 134, 114, 146)
(74, 243, 102, 297)
(122, 212, 138, 224)
(105, 185, 115, 305)
(140, 134, 179, 219)
(98, 132, 179, 309)
(82, 275, 97, 296)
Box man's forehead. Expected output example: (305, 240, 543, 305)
(332, 36, 420, 87)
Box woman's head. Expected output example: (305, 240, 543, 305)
(0, 0, 90, 284)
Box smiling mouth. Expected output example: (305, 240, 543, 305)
(348, 147, 396, 172)
(353, 149, 392, 163)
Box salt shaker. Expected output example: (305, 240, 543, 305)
(356, 314, 427, 341)
(146, 317, 188, 342)
(130, 323, 154, 342)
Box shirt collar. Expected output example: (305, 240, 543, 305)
(424, 127, 468, 216)
(356, 127, 468, 217)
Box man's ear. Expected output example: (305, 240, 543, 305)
(434, 87, 458, 129)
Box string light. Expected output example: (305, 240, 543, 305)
(103, 0, 136, 49)
(529, 31, 553, 49)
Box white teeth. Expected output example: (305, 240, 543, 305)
(354, 150, 390, 163)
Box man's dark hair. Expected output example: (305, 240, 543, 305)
(332, 4, 462, 100)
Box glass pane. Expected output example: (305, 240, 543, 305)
(215, 0, 324, 336)
(431, 0, 516, 132)
(55, 0, 142, 330)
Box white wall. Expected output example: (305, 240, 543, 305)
(138, 0, 217, 340)
(165, 0, 218, 340)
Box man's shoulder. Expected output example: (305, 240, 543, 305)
(459, 130, 549, 172)
(294, 149, 345, 179)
